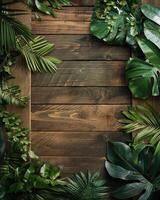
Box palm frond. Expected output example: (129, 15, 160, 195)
(0, 4, 32, 52)
(120, 105, 160, 148)
(64, 171, 109, 200)
(16, 36, 61, 73)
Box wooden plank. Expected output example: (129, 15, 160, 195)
(40, 156, 105, 177)
(31, 105, 128, 131)
(31, 87, 130, 105)
(40, 35, 130, 61)
(8, 3, 31, 128)
(32, 7, 93, 21)
(72, 0, 95, 6)
(31, 131, 129, 156)
(32, 61, 127, 87)
(32, 20, 90, 34)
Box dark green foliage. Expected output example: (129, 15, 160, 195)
(120, 105, 160, 152)
(105, 141, 160, 200)
(90, 0, 142, 45)
(126, 4, 160, 99)
(63, 171, 109, 200)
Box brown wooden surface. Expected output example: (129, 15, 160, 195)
(31, 1, 131, 176)
(32, 61, 127, 86)
(32, 105, 128, 131)
(32, 87, 130, 104)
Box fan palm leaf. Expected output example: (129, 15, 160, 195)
(120, 105, 160, 149)
(63, 171, 109, 200)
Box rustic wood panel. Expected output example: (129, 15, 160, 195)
(31, 87, 130, 105)
(31, 105, 128, 131)
(32, 7, 92, 21)
(72, 0, 95, 6)
(42, 35, 130, 61)
(32, 61, 127, 87)
(40, 156, 105, 177)
(31, 0, 131, 177)
(31, 131, 129, 156)
(32, 20, 90, 34)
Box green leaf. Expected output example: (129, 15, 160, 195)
(105, 142, 158, 200)
(17, 36, 61, 73)
(144, 20, 160, 49)
(137, 37, 160, 66)
(126, 57, 160, 99)
(120, 105, 160, 153)
(141, 4, 160, 26)
(113, 183, 145, 199)
(90, 0, 142, 45)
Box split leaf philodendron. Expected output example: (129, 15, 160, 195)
(90, 0, 142, 45)
(105, 141, 160, 200)
(91, 1, 160, 99)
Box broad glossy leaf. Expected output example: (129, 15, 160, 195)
(137, 37, 160, 66)
(144, 20, 160, 49)
(90, 20, 109, 40)
(113, 183, 145, 199)
(141, 4, 160, 26)
(126, 57, 160, 99)
(105, 142, 159, 200)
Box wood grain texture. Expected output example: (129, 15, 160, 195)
(32, 7, 93, 21)
(32, 20, 90, 34)
(40, 156, 105, 177)
(31, 131, 129, 156)
(37, 35, 131, 61)
(32, 61, 127, 87)
(31, 105, 128, 131)
(72, 0, 95, 6)
(31, 87, 130, 105)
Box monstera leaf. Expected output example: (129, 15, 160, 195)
(90, 0, 142, 45)
(126, 37, 160, 99)
(105, 141, 160, 200)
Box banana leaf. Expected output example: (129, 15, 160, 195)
(105, 141, 160, 200)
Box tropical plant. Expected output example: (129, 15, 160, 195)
(0, 0, 68, 199)
(120, 105, 160, 151)
(0, 0, 61, 73)
(90, 0, 142, 45)
(0, 158, 65, 200)
(105, 141, 160, 200)
(126, 4, 160, 99)
(62, 171, 109, 200)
